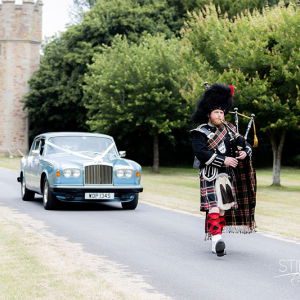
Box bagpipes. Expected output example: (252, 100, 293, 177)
(223, 107, 258, 150)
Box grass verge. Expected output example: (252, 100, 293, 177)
(0, 156, 21, 170)
(0, 207, 169, 300)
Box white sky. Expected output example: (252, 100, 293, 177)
(42, 0, 73, 40)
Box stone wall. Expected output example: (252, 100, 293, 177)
(0, 0, 42, 155)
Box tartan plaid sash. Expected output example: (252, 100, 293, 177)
(207, 123, 236, 150)
(224, 158, 257, 233)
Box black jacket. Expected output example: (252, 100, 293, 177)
(191, 123, 251, 169)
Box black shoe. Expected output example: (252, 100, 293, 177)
(215, 240, 226, 257)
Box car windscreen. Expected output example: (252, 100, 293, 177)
(46, 136, 118, 159)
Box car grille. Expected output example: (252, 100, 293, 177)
(84, 165, 113, 185)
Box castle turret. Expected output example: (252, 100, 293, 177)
(0, 0, 43, 155)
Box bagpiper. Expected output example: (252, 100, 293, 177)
(191, 83, 256, 257)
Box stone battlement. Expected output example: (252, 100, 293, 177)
(0, 0, 43, 9)
(0, 1, 43, 14)
(0, 0, 42, 6)
(0, 0, 42, 154)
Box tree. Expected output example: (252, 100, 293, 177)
(181, 2, 300, 185)
(24, 37, 91, 139)
(84, 35, 190, 172)
(168, 0, 283, 21)
(79, 0, 180, 43)
(24, 0, 183, 140)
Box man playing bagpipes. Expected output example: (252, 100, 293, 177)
(191, 83, 256, 257)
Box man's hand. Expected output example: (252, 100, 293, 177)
(224, 157, 238, 168)
(236, 151, 247, 160)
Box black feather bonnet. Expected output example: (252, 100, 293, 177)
(191, 83, 234, 124)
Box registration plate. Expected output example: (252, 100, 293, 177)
(85, 193, 114, 200)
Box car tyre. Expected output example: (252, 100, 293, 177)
(21, 177, 35, 201)
(121, 194, 138, 210)
(43, 178, 58, 210)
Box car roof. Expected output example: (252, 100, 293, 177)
(34, 132, 113, 140)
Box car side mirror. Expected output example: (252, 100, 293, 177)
(32, 150, 40, 156)
(119, 151, 126, 158)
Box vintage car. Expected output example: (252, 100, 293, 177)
(17, 132, 143, 210)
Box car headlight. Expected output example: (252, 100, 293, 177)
(72, 169, 81, 178)
(125, 169, 133, 178)
(63, 168, 81, 178)
(116, 169, 125, 178)
(116, 168, 134, 178)
(63, 169, 72, 178)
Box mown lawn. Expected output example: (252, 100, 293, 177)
(140, 166, 300, 241)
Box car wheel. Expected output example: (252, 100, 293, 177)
(21, 177, 35, 201)
(121, 194, 138, 210)
(43, 179, 58, 210)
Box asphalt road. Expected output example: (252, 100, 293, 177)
(1, 168, 300, 299)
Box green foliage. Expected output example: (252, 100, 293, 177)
(182, 3, 300, 134)
(169, 0, 282, 21)
(24, 38, 90, 138)
(77, 0, 181, 44)
(84, 34, 190, 139)
(24, 0, 183, 139)
(181, 2, 300, 182)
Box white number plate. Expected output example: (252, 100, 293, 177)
(85, 193, 114, 200)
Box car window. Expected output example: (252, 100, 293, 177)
(28, 139, 45, 156)
(46, 136, 118, 158)
(40, 139, 45, 156)
(29, 141, 35, 155)
(29, 139, 40, 155)
(34, 140, 41, 151)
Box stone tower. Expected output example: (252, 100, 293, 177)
(0, 0, 42, 155)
